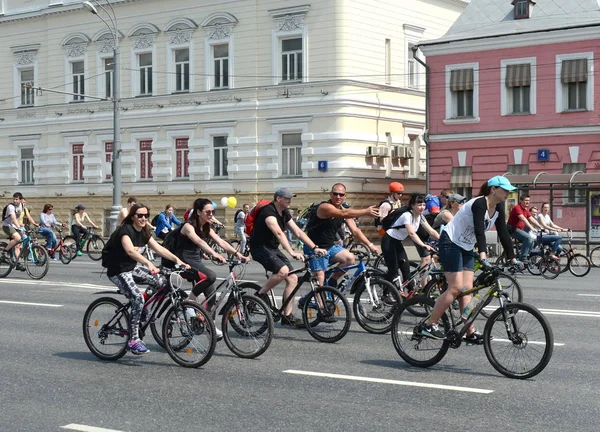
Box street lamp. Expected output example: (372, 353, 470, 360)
(84, 0, 121, 234)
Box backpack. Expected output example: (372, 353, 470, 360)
(234, 209, 244, 223)
(381, 205, 411, 231)
(374, 199, 399, 227)
(151, 212, 161, 227)
(183, 207, 192, 221)
(424, 212, 438, 227)
(1, 204, 11, 221)
(160, 223, 185, 268)
(101, 229, 120, 268)
(245, 199, 271, 236)
(298, 201, 328, 232)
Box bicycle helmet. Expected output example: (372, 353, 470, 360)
(389, 182, 404, 193)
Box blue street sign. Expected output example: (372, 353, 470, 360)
(537, 149, 549, 162)
(318, 160, 328, 171)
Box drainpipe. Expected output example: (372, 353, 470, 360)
(412, 45, 430, 195)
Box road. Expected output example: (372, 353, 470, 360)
(0, 256, 599, 432)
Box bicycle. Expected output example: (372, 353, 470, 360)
(64, 227, 106, 261)
(241, 257, 352, 343)
(229, 238, 250, 258)
(494, 234, 561, 279)
(557, 230, 590, 277)
(590, 244, 600, 267)
(391, 264, 553, 379)
(342, 232, 372, 265)
(0, 227, 50, 279)
(44, 227, 75, 265)
(82, 265, 217, 368)
(206, 224, 234, 266)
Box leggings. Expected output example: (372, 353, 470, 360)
(109, 264, 167, 340)
(180, 252, 217, 306)
(381, 233, 411, 286)
(71, 225, 88, 251)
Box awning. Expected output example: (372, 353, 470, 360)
(451, 166, 472, 187)
(504, 172, 600, 187)
(561, 59, 588, 83)
(450, 68, 474, 92)
(506, 64, 531, 87)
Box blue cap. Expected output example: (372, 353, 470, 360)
(487, 176, 517, 191)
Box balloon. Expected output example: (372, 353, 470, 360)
(220, 197, 228, 206)
(227, 196, 237, 209)
(212, 201, 218, 209)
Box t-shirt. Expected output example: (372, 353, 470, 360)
(2, 203, 22, 228)
(385, 211, 421, 241)
(249, 202, 291, 249)
(107, 224, 149, 277)
(507, 203, 531, 231)
(432, 209, 452, 231)
(234, 211, 246, 230)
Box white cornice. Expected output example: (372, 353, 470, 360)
(429, 125, 600, 142)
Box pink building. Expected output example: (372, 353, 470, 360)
(419, 0, 600, 241)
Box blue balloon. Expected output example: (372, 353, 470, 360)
(212, 201, 218, 208)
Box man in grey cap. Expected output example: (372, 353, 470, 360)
(251, 187, 326, 327)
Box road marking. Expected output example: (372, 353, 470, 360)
(61, 424, 124, 432)
(0, 300, 62, 307)
(283, 370, 493, 394)
(577, 294, 600, 297)
(0, 279, 113, 290)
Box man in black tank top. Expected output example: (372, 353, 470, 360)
(304, 183, 380, 287)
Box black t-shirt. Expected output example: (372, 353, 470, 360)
(249, 202, 291, 249)
(107, 224, 149, 277)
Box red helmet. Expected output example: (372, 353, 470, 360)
(389, 182, 404, 193)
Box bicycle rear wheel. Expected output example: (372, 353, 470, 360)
(0, 242, 14, 278)
(302, 286, 351, 343)
(162, 300, 216, 368)
(63, 236, 77, 257)
(590, 246, 600, 267)
(483, 302, 554, 379)
(391, 295, 450, 368)
(526, 255, 542, 276)
(59, 243, 74, 264)
(83, 297, 129, 361)
(539, 256, 561, 279)
(221, 294, 274, 359)
(568, 253, 590, 277)
(352, 277, 400, 334)
(25, 245, 49, 280)
(86, 236, 105, 261)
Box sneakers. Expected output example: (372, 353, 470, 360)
(214, 327, 223, 340)
(185, 307, 197, 318)
(419, 323, 446, 340)
(281, 314, 306, 328)
(76, 251, 83, 256)
(16, 263, 26, 272)
(463, 331, 485, 346)
(317, 312, 336, 323)
(297, 294, 314, 309)
(127, 338, 150, 355)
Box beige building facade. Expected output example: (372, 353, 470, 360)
(0, 0, 466, 234)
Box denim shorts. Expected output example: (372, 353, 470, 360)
(303, 243, 344, 271)
(438, 231, 475, 272)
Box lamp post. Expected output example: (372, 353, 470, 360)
(83, 0, 121, 234)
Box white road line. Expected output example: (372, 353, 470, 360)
(61, 424, 124, 432)
(0, 279, 113, 290)
(0, 300, 62, 307)
(577, 294, 600, 297)
(283, 370, 493, 394)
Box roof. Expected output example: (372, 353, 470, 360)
(504, 172, 600, 187)
(422, 0, 600, 46)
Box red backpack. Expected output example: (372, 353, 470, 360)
(245, 199, 271, 236)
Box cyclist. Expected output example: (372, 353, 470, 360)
(507, 194, 544, 262)
(19, 198, 40, 229)
(535, 203, 566, 255)
(432, 193, 466, 232)
(381, 193, 439, 289)
(233, 203, 250, 254)
(251, 188, 326, 328)
(303, 183, 379, 288)
(154, 204, 182, 240)
(39, 204, 64, 260)
(118, 197, 137, 225)
(420, 176, 520, 343)
(1, 192, 25, 270)
(105, 203, 189, 355)
(376, 182, 404, 237)
(72, 204, 99, 257)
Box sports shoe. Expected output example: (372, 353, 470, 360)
(185, 307, 197, 318)
(419, 323, 446, 340)
(297, 294, 315, 309)
(16, 263, 26, 272)
(127, 338, 149, 355)
(214, 327, 223, 340)
(76, 251, 83, 257)
(281, 314, 306, 328)
(463, 331, 485, 346)
(317, 311, 336, 323)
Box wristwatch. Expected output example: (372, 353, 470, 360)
(312, 245, 318, 250)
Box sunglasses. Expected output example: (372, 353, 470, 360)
(331, 192, 346, 197)
(134, 213, 149, 219)
(203, 210, 215, 215)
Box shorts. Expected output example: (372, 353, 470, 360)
(2, 226, 17, 237)
(250, 245, 293, 274)
(414, 243, 431, 258)
(303, 243, 344, 271)
(438, 231, 475, 272)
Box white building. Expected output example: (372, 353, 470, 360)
(0, 0, 466, 233)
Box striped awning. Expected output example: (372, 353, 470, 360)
(449, 69, 474, 92)
(506, 64, 531, 87)
(451, 166, 472, 188)
(561, 59, 588, 83)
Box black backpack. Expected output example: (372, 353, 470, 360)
(301, 200, 329, 231)
(101, 229, 120, 268)
(374, 199, 396, 227)
(160, 223, 185, 268)
(2, 203, 13, 221)
(381, 205, 411, 231)
(234, 209, 243, 223)
(424, 212, 438, 227)
(151, 212, 161, 227)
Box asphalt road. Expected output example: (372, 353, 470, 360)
(0, 256, 599, 432)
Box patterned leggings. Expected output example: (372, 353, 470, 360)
(109, 264, 167, 340)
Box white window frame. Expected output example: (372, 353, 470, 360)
(404, 24, 425, 90)
(15, 140, 37, 185)
(272, 28, 307, 85)
(69, 59, 86, 102)
(165, 19, 196, 94)
(205, 38, 233, 90)
(444, 62, 480, 124)
(500, 57, 537, 116)
(556, 52, 594, 113)
(13, 47, 39, 109)
(18, 67, 36, 108)
(280, 132, 303, 178)
(212, 135, 229, 179)
(136, 52, 154, 96)
(129, 24, 158, 97)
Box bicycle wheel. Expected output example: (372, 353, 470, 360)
(86, 235, 105, 261)
(82, 297, 130, 361)
(349, 243, 371, 265)
(480, 272, 523, 319)
(539, 256, 561, 280)
(526, 255, 542, 276)
(423, 278, 460, 322)
(483, 302, 554, 379)
(302, 286, 351, 343)
(568, 253, 591, 277)
(221, 294, 274, 359)
(391, 295, 450, 368)
(63, 236, 77, 257)
(493, 253, 507, 266)
(352, 277, 400, 334)
(238, 281, 280, 323)
(162, 300, 216, 368)
(590, 246, 600, 267)
(0, 242, 14, 278)
(59, 243, 74, 264)
(209, 240, 231, 266)
(25, 245, 49, 280)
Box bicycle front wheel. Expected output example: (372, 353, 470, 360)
(480, 271, 523, 319)
(568, 253, 591, 277)
(221, 294, 274, 359)
(82, 297, 129, 361)
(526, 255, 542, 276)
(590, 246, 600, 267)
(25, 245, 49, 279)
(86, 236, 105, 261)
(59, 243, 74, 264)
(302, 286, 351, 343)
(163, 300, 216, 368)
(483, 302, 553, 379)
(539, 256, 561, 280)
(349, 243, 371, 265)
(0, 242, 14, 278)
(353, 277, 400, 334)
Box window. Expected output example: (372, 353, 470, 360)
(175, 138, 189, 179)
(138, 53, 153, 96)
(506, 64, 531, 114)
(562, 163, 586, 205)
(213, 136, 228, 178)
(104, 58, 113, 98)
(104, 142, 113, 180)
(557, 54, 593, 113)
(385, 39, 391, 85)
(20, 148, 34, 184)
(449, 68, 474, 118)
(20, 69, 35, 107)
(450, 166, 472, 199)
(281, 38, 303, 82)
(507, 164, 529, 175)
(139, 140, 153, 179)
(175, 49, 190, 92)
(71, 61, 85, 101)
(407, 43, 418, 88)
(514, 0, 530, 19)
(212, 44, 229, 89)
(281, 133, 302, 177)
(72, 143, 84, 181)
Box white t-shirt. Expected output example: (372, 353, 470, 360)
(443, 196, 499, 251)
(2, 203, 22, 229)
(537, 213, 551, 226)
(385, 211, 421, 241)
